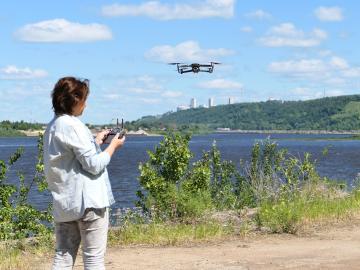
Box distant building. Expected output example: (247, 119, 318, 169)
(190, 98, 197, 109)
(228, 97, 235, 105)
(199, 104, 208, 108)
(177, 105, 189, 111)
(216, 127, 231, 131)
(208, 97, 214, 108)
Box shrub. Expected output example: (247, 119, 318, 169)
(136, 133, 240, 221)
(136, 133, 193, 219)
(0, 134, 52, 240)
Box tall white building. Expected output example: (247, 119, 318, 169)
(208, 97, 214, 108)
(190, 98, 197, 109)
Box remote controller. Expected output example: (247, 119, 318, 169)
(103, 118, 126, 144)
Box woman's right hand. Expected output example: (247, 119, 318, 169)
(105, 134, 126, 157)
(110, 133, 126, 150)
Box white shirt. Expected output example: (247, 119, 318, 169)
(44, 114, 115, 222)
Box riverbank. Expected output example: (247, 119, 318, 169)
(215, 129, 360, 135)
(3, 129, 360, 138)
(18, 130, 44, 136)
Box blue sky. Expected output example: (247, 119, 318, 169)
(1, 0, 360, 124)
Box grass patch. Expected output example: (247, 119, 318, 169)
(256, 188, 360, 234)
(108, 220, 234, 246)
(0, 234, 53, 270)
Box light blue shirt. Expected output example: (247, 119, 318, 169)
(44, 114, 115, 222)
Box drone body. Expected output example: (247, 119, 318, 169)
(169, 62, 220, 74)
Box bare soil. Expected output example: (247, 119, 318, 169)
(39, 220, 360, 270)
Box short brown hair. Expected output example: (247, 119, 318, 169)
(52, 77, 89, 115)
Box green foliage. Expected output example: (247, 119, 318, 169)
(132, 94, 360, 131)
(0, 120, 43, 137)
(250, 140, 355, 233)
(136, 132, 360, 236)
(137, 133, 193, 219)
(256, 198, 301, 233)
(208, 142, 238, 209)
(0, 134, 52, 240)
(256, 187, 360, 234)
(0, 120, 43, 131)
(244, 138, 287, 204)
(0, 127, 24, 137)
(137, 133, 240, 220)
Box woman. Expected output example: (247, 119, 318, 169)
(44, 77, 125, 269)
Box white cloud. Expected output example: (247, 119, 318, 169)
(245, 9, 271, 20)
(268, 56, 350, 75)
(312, 28, 327, 39)
(101, 0, 235, 20)
(326, 89, 345, 96)
(318, 50, 332, 57)
(15, 19, 112, 42)
(198, 79, 243, 90)
(270, 23, 301, 36)
(240, 26, 253, 33)
(315, 6, 343, 22)
(268, 56, 360, 87)
(268, 59, 328, 76)
(103, 94, 123, 100)
(0, 65, 48, 79)
(115, 75, 183, 100)
(145, 40, 234, 63)
(329, 56, 348, 69)
(259, 23, 327, 47)
(343, 68, 360, 78)
(119, 75, 163, 93)
(140, 98, 161, 104)
(291, 87, 312, 96)
(290, 87, 344, 100)
(128, 87, 159, 94)
(161, 91, 183, 98)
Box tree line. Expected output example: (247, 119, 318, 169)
(0, 120, 44, 136)
(132, 95, 360, 132)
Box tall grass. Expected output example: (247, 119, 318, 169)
(108, 220, 234, 246)
(256, 184, 360, 233)
(0, 235, 53, 270)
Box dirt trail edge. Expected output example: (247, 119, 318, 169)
(43, 222, 360, 270)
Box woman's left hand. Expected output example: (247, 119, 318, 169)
(95, 129, 110, 145)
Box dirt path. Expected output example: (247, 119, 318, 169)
(56, 222, 360, 270)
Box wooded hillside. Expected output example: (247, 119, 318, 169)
(132, 95, 360, 131)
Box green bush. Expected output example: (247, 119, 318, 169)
(0, 134, 52, 240)
(136, 133, 193, 219)
(136, 133, 240, 221)
(136, 132, 359, 235)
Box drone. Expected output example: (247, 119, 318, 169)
(169, 62, 220, 74)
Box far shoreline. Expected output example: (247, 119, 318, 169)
(1, 129, 360, 138)
(214, 129, 360, 135)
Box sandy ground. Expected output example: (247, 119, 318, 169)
(37, 221, 360, 270)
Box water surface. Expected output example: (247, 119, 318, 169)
(1, 133, 359, 211)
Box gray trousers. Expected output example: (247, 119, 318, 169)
(52, 208, 109, 270)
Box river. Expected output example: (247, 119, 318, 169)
(1, 133, 359, 212)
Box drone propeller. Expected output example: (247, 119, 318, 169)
(168, 62, 181, 65)
(210, 62, 221, 65)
